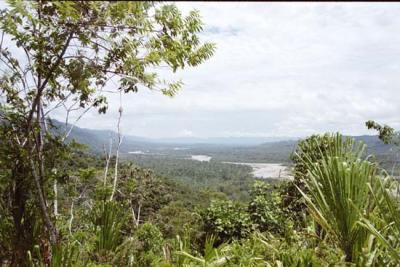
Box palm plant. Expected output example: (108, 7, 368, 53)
(91, 200, 124, 263)
(297, 133, 380, 262)
(225, 236, 267, 267)
(256, 231, 335, 267)
(358, 176, 400, 264)
(175, 235, 230, 267)
(27, 242, 80, 267)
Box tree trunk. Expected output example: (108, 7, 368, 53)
(53, 180, 58, 218)
(10, 166, 32, 267)
(110, 104, 123, 201)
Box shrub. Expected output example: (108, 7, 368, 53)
(248, 181, 287, 235)
(202, 199, 253, 244)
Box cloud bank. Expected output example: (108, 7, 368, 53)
(68, 2, 400, 138)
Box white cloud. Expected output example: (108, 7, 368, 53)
(62, 2, 400, 138)
(178, 129, 195, 137)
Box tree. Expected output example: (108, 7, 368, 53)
(366, 120, 399, 145)
(117, 166, 172, 229)
(0, 0, 214, 263)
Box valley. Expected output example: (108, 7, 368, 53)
(2, 2, 400, 265)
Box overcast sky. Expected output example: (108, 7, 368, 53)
(71, 2, 400, 139)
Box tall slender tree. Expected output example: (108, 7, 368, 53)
(0, 0, 214, 263)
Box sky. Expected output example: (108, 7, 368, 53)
(9, 2, 400, 139)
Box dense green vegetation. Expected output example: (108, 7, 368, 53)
(122, 155, 255, 201)
(174, 142, 296, 164)
(1, 1, 400, 266)
(4, 130, 400, 266)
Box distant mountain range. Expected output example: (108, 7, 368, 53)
(52, 120, 298, 151)
(54, 120, 398, 161)
(146, 136, 298, 145)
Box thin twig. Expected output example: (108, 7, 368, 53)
(110, 91, 123, 201)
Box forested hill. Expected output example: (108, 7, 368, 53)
(51, 119, 160, 152)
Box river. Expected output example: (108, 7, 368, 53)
(223, 162, 293, 180)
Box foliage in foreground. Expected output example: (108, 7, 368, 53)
(297, 134, 379, 262)
(1, 131, 400, 266)
(1, 122, 400, 266)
